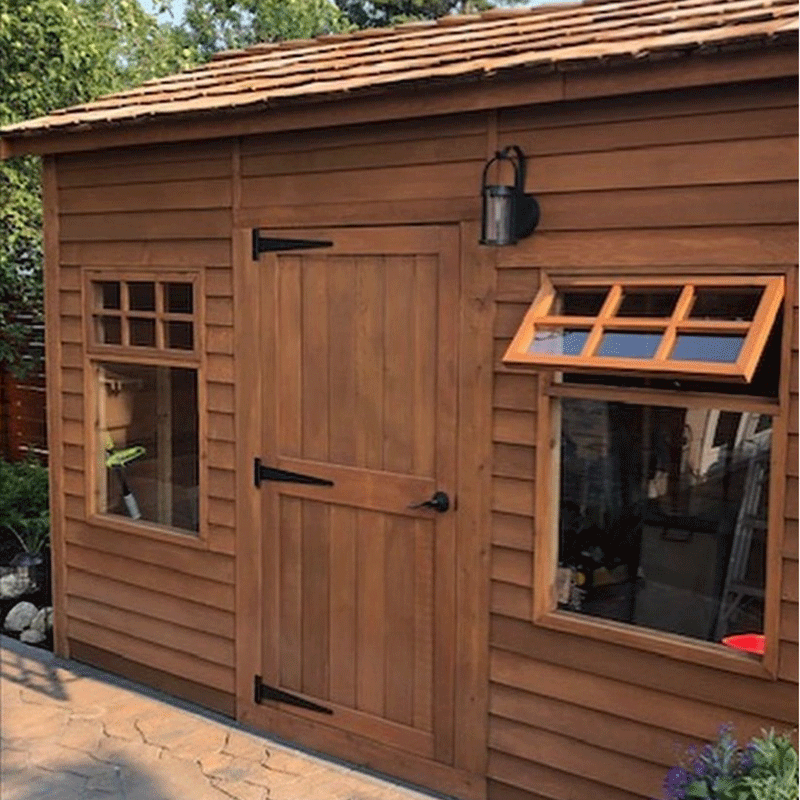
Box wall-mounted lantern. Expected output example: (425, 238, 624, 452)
(480, 145, 540, 246)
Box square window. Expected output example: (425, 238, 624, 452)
(556, 397, 769, 644)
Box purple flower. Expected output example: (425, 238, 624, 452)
(663, 766, 690, 800)
(692, 758, 707, 776)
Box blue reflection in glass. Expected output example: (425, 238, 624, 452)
(598, 331, 662, 358)
(530, 328, 589, 356)
(671, 334, 743, 363)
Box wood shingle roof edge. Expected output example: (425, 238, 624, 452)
(1, 0, 797, 157)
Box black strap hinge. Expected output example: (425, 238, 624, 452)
(252, 229, 332, 260)
(254, 675, 333, 714)
(254, 458, 333, 488)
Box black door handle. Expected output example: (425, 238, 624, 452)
(408, 491, 450, 513)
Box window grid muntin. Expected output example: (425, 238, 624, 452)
(88, 275, 198, 357)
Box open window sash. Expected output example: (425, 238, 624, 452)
(503, 274, 784, 383)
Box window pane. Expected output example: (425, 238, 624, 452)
(598, 331, 662, 359)
(97, 363, 199, 533)
(128, 282, 156, 311)
(671, 334, 743, 363)
(96, 316, 121, 345)
(165, 282, 193, 314)
(97, 282, 121, 310)
(556, 289, 609, 316)
(166, 320, 194, 350)
(691, 287, 762, 321)
(557, 398, 769, 644)
(529, 328, 589, 356)
(129, 317, 156, 347)
(617, 288, 681, 317)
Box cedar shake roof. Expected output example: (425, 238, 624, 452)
(2, 0, 797, 142)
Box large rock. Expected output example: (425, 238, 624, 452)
(20, 628, 46, 645)
(0, 572, 31, 599)
(4, 601, 38, 632)
(30, 606, 53, 634)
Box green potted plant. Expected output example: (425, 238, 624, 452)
(659, 725, 798, 800)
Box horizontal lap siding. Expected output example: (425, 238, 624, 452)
(488, 79, 798, 800)
(237, 113, 487, 227)
(54, 141, 236, 710)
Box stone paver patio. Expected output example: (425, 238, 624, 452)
(0, 635, 444, 800)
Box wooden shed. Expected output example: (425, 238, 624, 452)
(2, 1, 798, 797)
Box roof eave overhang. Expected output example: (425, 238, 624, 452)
(1, 37, 797, 160)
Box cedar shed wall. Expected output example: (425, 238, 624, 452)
(46, 72, 798, 800)
(50, 139, 238, 715)
(487, 77, 799, 800)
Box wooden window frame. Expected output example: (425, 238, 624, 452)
(524, 270, 792, 680)
(504, 274, 784, 383)
(85, 270, 201, 360)
(82, 269, 208, 547)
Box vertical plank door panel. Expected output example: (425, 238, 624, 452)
(252, 226, 464, 784)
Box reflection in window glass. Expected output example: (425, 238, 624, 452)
(556, 398, 769, 645)
(97, 363, 199, 533)
(529, 328, 589, 356)
(598, 331, 662, 359)
(672, 334, 743, 363)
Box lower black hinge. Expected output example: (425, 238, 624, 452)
(254, 675, 333, 715)
(252, 229, 332, 260)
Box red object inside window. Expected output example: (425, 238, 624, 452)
(722, 633, 765, 655)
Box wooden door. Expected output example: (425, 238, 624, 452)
(252, 226, 467, 792)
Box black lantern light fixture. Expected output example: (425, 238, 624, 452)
(480, 145, 540, 246)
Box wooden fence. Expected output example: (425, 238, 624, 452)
(0, 323, 48, 463)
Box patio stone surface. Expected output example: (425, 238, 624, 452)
(0, 636, 445, 800)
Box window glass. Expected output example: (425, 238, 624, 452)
(166, 320, 194, 350)
(556, 398, 769, 644)
(99, 282, 121, 310)
(691, 287, 762, 321)
(671, 334, 744, 363)
(97, 363, 199, 533)
(129, 317, 157, 347)
(557, 289, 609, 316)
(165, 282, 193, 314)
(616, 288, 681, 318)
(529, 328, 589, 356)
(97, 316, 122, 345)
(128, 282, 156, 311)
(598, 331, 662, 359)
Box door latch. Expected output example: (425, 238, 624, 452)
(408, 491, 450, 513)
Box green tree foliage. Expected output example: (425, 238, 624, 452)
(334, 0, 518, 27)
(0, 0, 193, 375)
(177, 0, 351, 61)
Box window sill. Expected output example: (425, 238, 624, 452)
(88, 513, 207, 550)
(535, 608, 775, 680)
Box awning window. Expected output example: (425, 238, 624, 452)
(503, 274, 784, 383)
